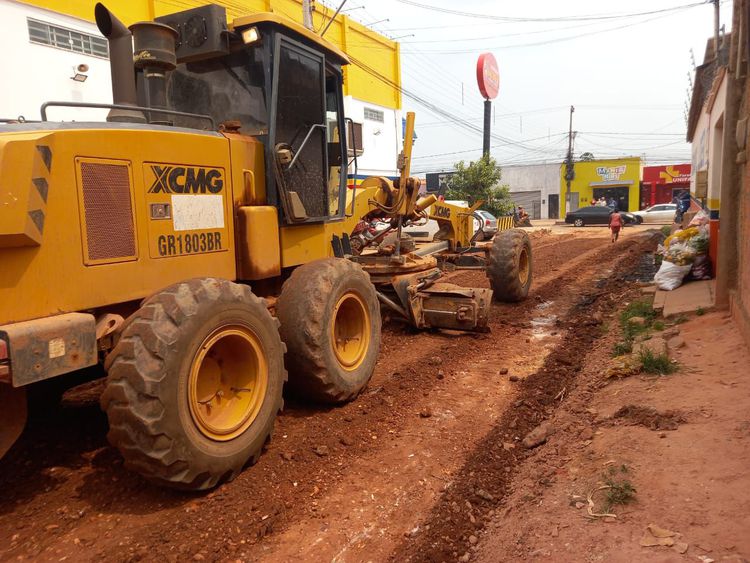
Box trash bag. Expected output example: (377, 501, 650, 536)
(688, 254, 713, 280)
(654, 260, 692, 291)
(688, 209, 710, 227)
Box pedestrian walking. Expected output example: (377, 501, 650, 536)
(608, 210, 622, 243)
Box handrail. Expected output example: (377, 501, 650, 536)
(39, 101, 215, 129)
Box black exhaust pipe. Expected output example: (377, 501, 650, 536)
(94, 3, 146, 123)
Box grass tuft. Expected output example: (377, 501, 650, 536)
(612, 341, 633, 357)
(696, 307, 705, 316)
(620, 301, 656, 324)
(652, 320, 665, 331)
(599, 465, 637, 512)
(639, 348, 677, 375)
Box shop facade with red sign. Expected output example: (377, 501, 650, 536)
(640, 164, 691, 209)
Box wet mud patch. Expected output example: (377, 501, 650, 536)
(612, 404, 686, 431)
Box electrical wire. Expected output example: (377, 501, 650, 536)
(394, 1, 710, 23)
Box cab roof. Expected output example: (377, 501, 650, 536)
(231, 12, 350, 65)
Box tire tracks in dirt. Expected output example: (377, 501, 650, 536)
(0, 231, 645, 562)
(391, 232, 660, 563)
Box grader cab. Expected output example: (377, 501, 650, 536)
(0, 4, 531, 489)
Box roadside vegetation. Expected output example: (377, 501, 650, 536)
(611, 300, 678, 375)
(444, 155, 515, 217)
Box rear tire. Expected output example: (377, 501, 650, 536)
(573, 218, 584, 227)
(487, 229, 532, 302)
(101, 278, 285, 490)
(277, 258, 381, 404)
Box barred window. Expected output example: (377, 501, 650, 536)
(363, 107, 384, 122)
(27, 18, 109, 58)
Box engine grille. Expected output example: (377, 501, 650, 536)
(79, 161, 136, 262)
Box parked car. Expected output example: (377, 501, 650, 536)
(402, 200, 483, 240)
(474, 210, 498, 240)
(565, 206, 638, 227)
(632, 203, 677, 224)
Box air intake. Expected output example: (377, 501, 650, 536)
(79, 160, 137, 263)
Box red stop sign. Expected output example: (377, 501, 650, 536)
(476, 52, 499, 100)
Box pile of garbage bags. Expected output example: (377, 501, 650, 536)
(653, 210, 712, 291)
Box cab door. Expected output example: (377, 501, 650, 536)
(269, 36, 346, 224)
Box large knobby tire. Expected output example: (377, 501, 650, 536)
(101, 278, 285, 490)
(487, 229, 533, 302)
(277, 258, 381, 404)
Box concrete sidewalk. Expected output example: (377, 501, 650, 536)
(653, 279, 715, 317)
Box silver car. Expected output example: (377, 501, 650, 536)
(474, 210, 498, 240)
(632, 203, 677, 224)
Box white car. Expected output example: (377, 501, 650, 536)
(402, 200, 482, 240)
(632, 203, 677, 224)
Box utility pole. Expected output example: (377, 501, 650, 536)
(303, 0, 314, 30)
(713, 0, 720, 60)
(564, 105, 575, 212)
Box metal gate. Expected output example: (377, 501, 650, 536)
(509, 190, 542, 220)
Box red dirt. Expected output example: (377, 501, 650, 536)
(0, 227, 663, 562)
(472, 310, 750, 563)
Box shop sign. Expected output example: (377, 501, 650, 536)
(476, 53, 499, 100)
(596, 165, 627, 182)
(659, 165, 691, 184)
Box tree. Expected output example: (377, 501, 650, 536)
(444, 155, 514, 216)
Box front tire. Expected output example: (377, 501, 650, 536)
(101, 278, 285, 490)
(277, 258, 381, 403)
(573, 218, 584, 227)
(487, 229, 532, 302)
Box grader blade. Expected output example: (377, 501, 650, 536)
(407, 283, 492, 331)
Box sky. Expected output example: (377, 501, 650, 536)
(329, 0, 728, 174)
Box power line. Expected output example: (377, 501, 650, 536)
(394, 1, 710, 23)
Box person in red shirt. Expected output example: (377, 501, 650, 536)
(608, 210, 622, 243)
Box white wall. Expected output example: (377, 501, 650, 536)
(344, 96, 402, 178)
(499, 162, 562, 219)
(0, 0, 112, 121)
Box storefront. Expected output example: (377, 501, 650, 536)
(559, 157, 641, 214)
(640, 164, 691, 209)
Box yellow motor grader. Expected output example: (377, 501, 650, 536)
(0, 4, 532, 489)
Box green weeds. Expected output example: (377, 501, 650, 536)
(639, 348, 677, 375)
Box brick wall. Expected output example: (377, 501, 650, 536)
(733, 154, 750, 347)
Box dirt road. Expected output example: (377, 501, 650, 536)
(0, 226, 657, 562)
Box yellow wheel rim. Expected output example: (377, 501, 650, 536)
(518, 246, 530, 286)
(331, 291, 370, 371)
(188, 325, 268, 442)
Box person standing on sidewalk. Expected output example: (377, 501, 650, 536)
(608, 210, 622, 243)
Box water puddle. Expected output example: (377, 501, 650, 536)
(531, 301, 558, 339)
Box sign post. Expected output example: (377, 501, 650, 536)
(476, 52, 499, 159)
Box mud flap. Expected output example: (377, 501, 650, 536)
(0, 383, 27, 458)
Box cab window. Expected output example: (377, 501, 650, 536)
(274, 41, 328, 221)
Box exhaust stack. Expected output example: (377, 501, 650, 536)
(94, 3, 146, 123)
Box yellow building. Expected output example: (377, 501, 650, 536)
(15, 0, 401, 110)
(559, 157, 641, 214)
